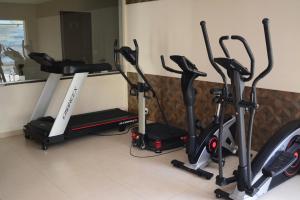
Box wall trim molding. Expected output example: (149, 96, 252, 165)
(126, 0, 158, 4)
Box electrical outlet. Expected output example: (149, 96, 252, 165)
(145, 108, 149, 115)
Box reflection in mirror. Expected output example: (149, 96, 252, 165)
(0, 0, 119, 85)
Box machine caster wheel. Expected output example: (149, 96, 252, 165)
(215, 189, 231, 200)
(155, 150, 162, 154)
(24, 133, 30, 139)
(41, 143, 48, 150)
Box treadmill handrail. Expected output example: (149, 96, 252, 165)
(29, 52, 112, 75)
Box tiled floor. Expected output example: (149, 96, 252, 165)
(0, 131, 299, 200)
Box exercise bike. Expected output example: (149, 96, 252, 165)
(200, 18, 300, 200)
(160, 55, 237, 180)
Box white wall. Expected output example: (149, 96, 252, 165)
(36, 0, 117, 18)
(0, 74, 128, 136)
(36, 5, 119, 63)
(0, 3, 38, 51)
(126, 0, 300, 93)
(92, 6, 119, 64)
(37, 15, 62, 59)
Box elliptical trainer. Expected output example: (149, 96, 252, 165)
(201, 18, 300, 200)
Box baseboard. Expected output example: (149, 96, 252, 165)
(0, 130, 23, 139)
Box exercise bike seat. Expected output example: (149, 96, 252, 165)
(29, 52, 112, 75)
(170, 55, 207, 77)
(214, 57, 250, 76)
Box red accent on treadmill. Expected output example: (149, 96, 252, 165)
(71, 116, 138, 131)
(294, 152, 299, 158)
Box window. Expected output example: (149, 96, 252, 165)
(0, 20, 25, 82)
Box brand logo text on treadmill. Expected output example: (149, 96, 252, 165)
(63, 88, 78, 120)
(119, 119, 138, 125)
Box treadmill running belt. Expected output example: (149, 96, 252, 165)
(69, 108, 137, 131)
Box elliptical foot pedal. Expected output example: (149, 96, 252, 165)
(215, 189, 232, 200)
(262, 151, 298, 177)
(211, 156, 225, 166)
(171, 160, 214, 180)
(216, 175, 236, 186)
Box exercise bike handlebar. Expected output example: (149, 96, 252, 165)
(182, 57, 208, 77)
(161, 55, 207, 77)
(200, 21, 228, 86)
(219, 36, 231, 58)
(160, 55, 183, 74)
(231, 35, 255, 82)
(252, 18, 273, 89)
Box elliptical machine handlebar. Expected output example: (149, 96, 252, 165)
(201, 21, 256, 83)
(219, 36, 231, 58)
(252, 18, 273, 89)
(200, 21, 228, 88)
(219, 34, 255, 82)
(231, 35, 255, 82)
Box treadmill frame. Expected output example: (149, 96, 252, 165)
(31, 72, 88, 137)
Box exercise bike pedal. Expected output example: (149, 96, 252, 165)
(171, 160, 214, 180)
(215, 189, 233, 200)
(262, 151, 298, 177)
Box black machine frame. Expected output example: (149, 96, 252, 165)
(160, 55, 237, 180)
(200, 18, 300, 200)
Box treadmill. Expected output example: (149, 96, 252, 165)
(114, 40, 187, 153)
(24, 53, 138, 150)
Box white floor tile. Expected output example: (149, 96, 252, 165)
(0, 132, 299, 200)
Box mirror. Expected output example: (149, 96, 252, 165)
(0, 0, 120, 85)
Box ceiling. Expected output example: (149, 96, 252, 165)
(0, 0, 50, 4)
